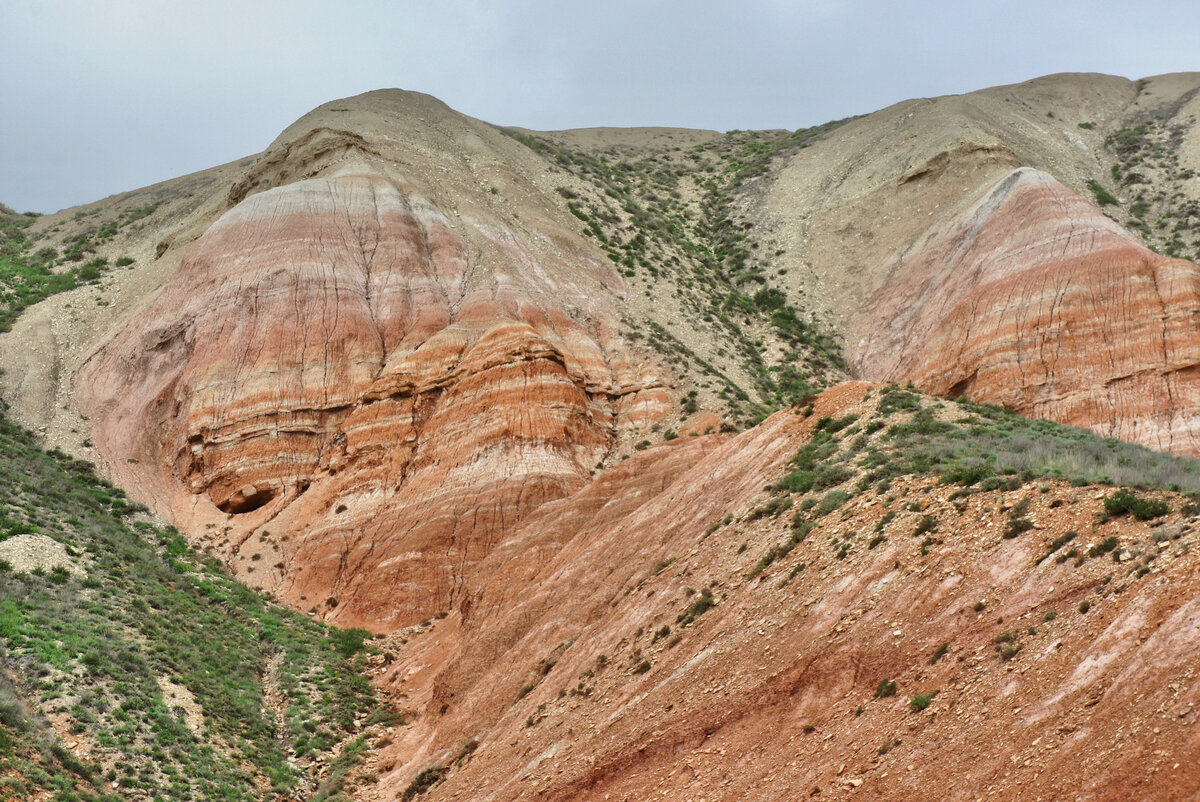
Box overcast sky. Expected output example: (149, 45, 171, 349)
(2, 0, 1197, 213)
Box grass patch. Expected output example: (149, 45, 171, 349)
(861, 386, 1200, 493)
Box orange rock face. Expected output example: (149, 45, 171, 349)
(358, 382, 1200, 802)
(851, 167, 1200, 456)
(79, 171, 671, 628)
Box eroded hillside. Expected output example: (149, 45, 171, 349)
(352, 382, 1200, 801)
(1, 73, 1200, 800)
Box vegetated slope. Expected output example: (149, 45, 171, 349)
(0, 409, 388, 801)
(351, 383, 1200, 802)
(508, 122, 851, 424)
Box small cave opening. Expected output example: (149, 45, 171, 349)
(217, 485, 277, 515)
(946, 374, 976, 400)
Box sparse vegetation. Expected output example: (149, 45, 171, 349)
(403, 764, 447, 800)
(676, 588, 715, 627)
(1087, 179, 1119, 207)
(1104, 490, 1169, 520)
(0, 410, 381, 799)
(860, 385, 1200, 493)
(504, 123, 851, 425)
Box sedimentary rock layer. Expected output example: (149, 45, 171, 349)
(79, 171, 670, 628)
(852, 167, 1200, 456)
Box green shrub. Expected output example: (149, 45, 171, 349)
(875, 678, 897, 698)
(909, 693, 933, 712)
(1104, 490, 1169, 520)
(748, 497, 793, 520)
(676, 588, 715, 626)
(1003, 517, 1034, 539)
(814, 490, 853, 517)
(1087, 179, 1119, 206)
(329, 627, 372, 658)
(402, 764, 447, 800)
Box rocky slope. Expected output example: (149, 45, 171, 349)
(77, 97, 676, 630)
(2, 73, 1200, 800)
(852, 166, 1200, 456)
(352, 382, 1200, 801)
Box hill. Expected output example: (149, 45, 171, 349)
(0, 73, 1199, 799)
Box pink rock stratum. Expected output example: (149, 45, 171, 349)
(79, 171, 671, 629)
(852, 167, 1200, 456)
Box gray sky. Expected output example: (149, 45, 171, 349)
(2, 0, 1197, 213)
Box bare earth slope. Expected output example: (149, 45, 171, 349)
(358, 383, 1200, 802)
(756, 72, 1200, 331)
(77, 92, 676, 630)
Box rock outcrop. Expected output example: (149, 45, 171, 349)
(79, 167, 671, 629)
(358, 383, 1200, 802)
(851, 167, 1200, 456)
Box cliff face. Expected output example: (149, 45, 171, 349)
(79, 168, 671, 628)
(851, 167, 1200, 456)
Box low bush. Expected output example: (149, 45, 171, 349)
(909, 693, 933, 712)
(1104, 490, 1169, 520)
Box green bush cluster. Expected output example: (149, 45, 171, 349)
(1103, 490, 1169, 520)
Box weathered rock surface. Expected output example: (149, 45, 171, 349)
(852, 167, 1200, 456)
(79, 167, 671, 629)
(356, 383, 1200, 802)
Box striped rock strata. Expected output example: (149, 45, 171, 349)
(79, 171, 671, 629)
(852, 167, 1200, 456)
(363, 383, 1200, 801)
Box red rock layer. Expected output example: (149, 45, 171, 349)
(851, 167, 1200, 456)
(79, 172, 670, 628)
(360, 382, 1200, 802)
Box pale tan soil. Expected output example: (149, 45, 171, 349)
(528, 125, 723, 152)
(751, 72, 1200, 338)
(0, 533, 84, 576)
(155, 675, 204, 734)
